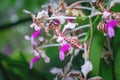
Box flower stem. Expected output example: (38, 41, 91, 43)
(107, 37, 113, 59)
(77, 32, 87, 38)
(39, 44, 61, 48)
(64, 55, 74, 75)
(89, 17, 93, 43)
(84, 43, 88, 62)
(47, 16, 76, 21)
(73, 6, 93, 10)
(69, 0, 92, 8)
(68, 24, 91, 34)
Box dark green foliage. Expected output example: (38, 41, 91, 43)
(0, 53, 47, 80)
(89, 29, 105, 77)
(99, 59, 113, 80)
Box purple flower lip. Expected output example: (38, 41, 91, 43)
(30, 56, 40, 69)
(32, 30, 41, 37)
(55, 19, 60, 24)
(67, 19, 73, 23)
(108, 27, 115, 38)
(105, 20, 118, 38)
(59, 44, 70, 61)
(31, 30, 41, 45)
(59, 51, 65, 61)
(105, 20, 118, 29)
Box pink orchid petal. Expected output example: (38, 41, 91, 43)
(59, 51, 65, 61)
(105, 20, 118, 29)
(60, 44, 70, 52)
(30, 56, 40, 69)
(31, 30, 41, 45)
(59, 44, 70, 61)
(32, 30, 41, 37)
(67, 19, 73, 23)
(55, 19, 60, 24)
(105, 20, 118, 38)
(31, 36, 35, 45)
(108, 27, 114, 38)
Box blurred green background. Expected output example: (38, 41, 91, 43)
(0, 0, 55, 80)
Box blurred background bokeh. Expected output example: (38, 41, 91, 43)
(0, 0, 82, 80)
(0, 0, 52, 80)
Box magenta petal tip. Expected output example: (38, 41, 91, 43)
(105, 20, 118, 29)
(55, 19, 60, 24)
(59, 44, 70, 61)
(32, 30, 41, 37)
(30, 56, 40, 69)
(108, 27, 115, 38)
(105, 20, 118, 38)
(31, 30, 41, 45)
(59, 51, 65, 61)
(67, 19, 73, 23)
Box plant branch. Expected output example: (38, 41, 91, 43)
(0, 17, 31, 31)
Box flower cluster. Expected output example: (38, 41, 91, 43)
(96, 0, 120, 38)
(24, 0, 120, 80)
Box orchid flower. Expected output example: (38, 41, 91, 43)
(29, 49, 50, 69)
(97, 13, 118, 38)
(105, 20, 118, 38)
(96, 0, 119, 38)
(24, 9, 48, 32)
(59, 44, 70, 61)
(31, 30, 41, 45)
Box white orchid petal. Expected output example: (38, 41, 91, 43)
(58, 17, 65, 24)
(44, 57, 50, 63)
(34, 26, 41, 30)
(50, 67, 63, 74)
(56, 36, 64, 43)
(81, 61, 93, 77)
(102, 11, 111, 19)
(38, 36, 44, 41)
(39, 51, 50, 63)
(37, 10, 48, 18)
(63, 22, 77, 32)
(34, 50, 40, 56)
(30, 23, 41, 30)
(24, 35, 31, 40)
(30, 23, 35, 28)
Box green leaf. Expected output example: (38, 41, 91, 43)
(114, 46, 120, 80)
(112, 28, 120, 80)
(89, 30, 105, 77)
(0, 53, 47, 80)
(112, 28, 120, 53)
(0, 68, 5, 80)
(111, 4, 120, 12)
(83, 28, 90, 43)
(99, 59, 113, 80)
